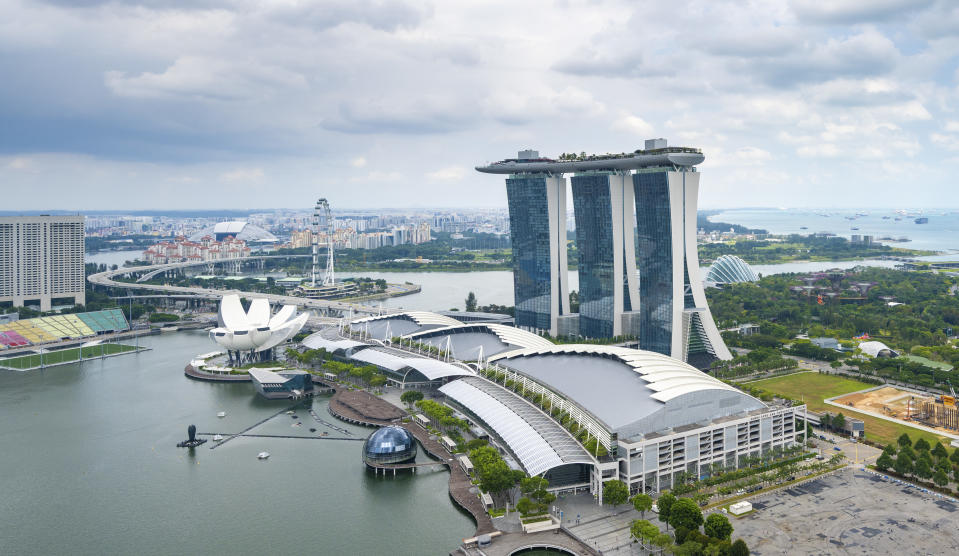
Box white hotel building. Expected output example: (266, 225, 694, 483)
(0, 215, 85, 311)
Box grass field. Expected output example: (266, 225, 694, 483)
(748, 372, 949, 447)
(0, 343, 138, 370)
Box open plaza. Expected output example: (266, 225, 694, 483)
(731, 467, 959, 554)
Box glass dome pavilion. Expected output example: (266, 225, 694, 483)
(705, 255, 759, 285)
(362, 426, 417, 466)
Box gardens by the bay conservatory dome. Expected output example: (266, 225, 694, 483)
(363, 426, 417, 466)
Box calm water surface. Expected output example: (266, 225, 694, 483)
(0, 331, 472, 555)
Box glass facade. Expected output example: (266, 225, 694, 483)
(363, 426, 418, 465)
(633, 172, 673, 355)
(572, 174, 615, 338)
(506, 177, 554, 332)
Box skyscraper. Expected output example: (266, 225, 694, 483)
(477, 140, 731, 365)
(0, 215, 85, 311)
(503, 162, 570, 336)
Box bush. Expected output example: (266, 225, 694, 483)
(148, 312, 179, 323)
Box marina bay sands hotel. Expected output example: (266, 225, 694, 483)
(476, 138, 731, 367)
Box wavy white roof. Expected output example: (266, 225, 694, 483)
(487, 344, 764, 439)
(351, 311, 462, 328)
(440, 377, 593, 476)
(405, 323, 555, 357)
(350, 346, 474, 381)
(301, 332, 369, 353)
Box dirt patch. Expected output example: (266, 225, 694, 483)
(833, 386, 934, 420)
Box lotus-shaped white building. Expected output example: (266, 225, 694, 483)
(209, 294, 308, 362)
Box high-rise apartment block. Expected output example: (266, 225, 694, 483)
(477, 140, 731, 366)
(0, 215, 85, 311)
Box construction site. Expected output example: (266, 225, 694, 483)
(833, 385, 959, 433)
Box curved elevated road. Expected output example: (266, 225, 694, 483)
(87, 256, 387, 315)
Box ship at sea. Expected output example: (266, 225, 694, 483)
(915, 217, 929, 224)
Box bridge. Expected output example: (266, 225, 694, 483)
(87, 256, 391, 316)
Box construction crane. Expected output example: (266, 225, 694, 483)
(311, 198, 335, 286)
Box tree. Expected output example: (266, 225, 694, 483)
(915, 458, 933, 480)
(369, 375, 386, 387)
(657, 492, 677, 530)
(830, 360, 842, 369)
(730, 538, 750, 556)
(914, 437, 931, 452)
(400, 390, 424, 409)
(669, 498, 704, 531)
(704, 513, 733, 541)
(832, 413, 846, 432)
(630, 519, 659, 547)
(876, 453, 894, 472)
(652, 533, 673, 553)
(932, 442, 948, 461)
(894, 452, 914, 476)
(631, 493, 653, 519)
(603, 480, 629, 506)
(951, 447, 959, 465)
(934, 469, 949, 488)
(465, 291, 478, 312)
(898, 433, 913, 448)
(882, 444, 897, 457)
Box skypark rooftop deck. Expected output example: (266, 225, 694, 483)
(476, 145, 704, 174)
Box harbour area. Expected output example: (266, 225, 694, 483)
(0, 330, 473, 555)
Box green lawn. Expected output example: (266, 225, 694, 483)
(748, 372, 874, 412)
(0, 343, 137, 370)
(747, 372, 950, 447)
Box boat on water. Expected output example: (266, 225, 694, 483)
(851, 227, 860, 230)
(258, 452, 270, 460)
(800, 226, 808, 230)
(915, 217, 929, 224)
(213, 434, 223, 441)
(217, 411, 226, 418)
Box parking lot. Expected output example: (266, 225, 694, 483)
(731, 467, 959, 555)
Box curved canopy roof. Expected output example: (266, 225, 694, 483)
(706, 255, 759, 285)
(189, 221, 278, 242)
(405, 323, 554, 359)
(350, 346, 474, 381)
(859, 340, 899, 358)
(301, 332, 369, 353)
(488, 345, 765, 440)
(440, 376, 592, 476)
(349, 311, 464, 340)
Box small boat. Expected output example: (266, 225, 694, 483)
(915, 217, 929, 224)
(799, 226, 808, 230)
(217, 412, 226, 418)
(213, 434, 223, 441)
(257, 452, 270, 460)
(309, 428, 317, 433)
(321, 431, 329, 437)
(286, 411, 294, 415)
(851, 227, 859, 230)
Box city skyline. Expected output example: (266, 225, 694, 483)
(3, 1, 959, 210)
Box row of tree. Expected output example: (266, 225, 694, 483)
(600, 481, 750, 555)
(875, 433, 959, 490)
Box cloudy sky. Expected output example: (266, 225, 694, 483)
(2, 0, 959, 211)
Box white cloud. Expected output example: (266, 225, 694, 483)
(797, 144, 841, 158)
(931, 133, 959, 151)
(611, 113, 654, 136)
(6, 157, 32, 170)
(945, 121, 959, 132)
(220, 167, 265, 182)
(350, 156, 368, 168)
(426, 166, 467, 181)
